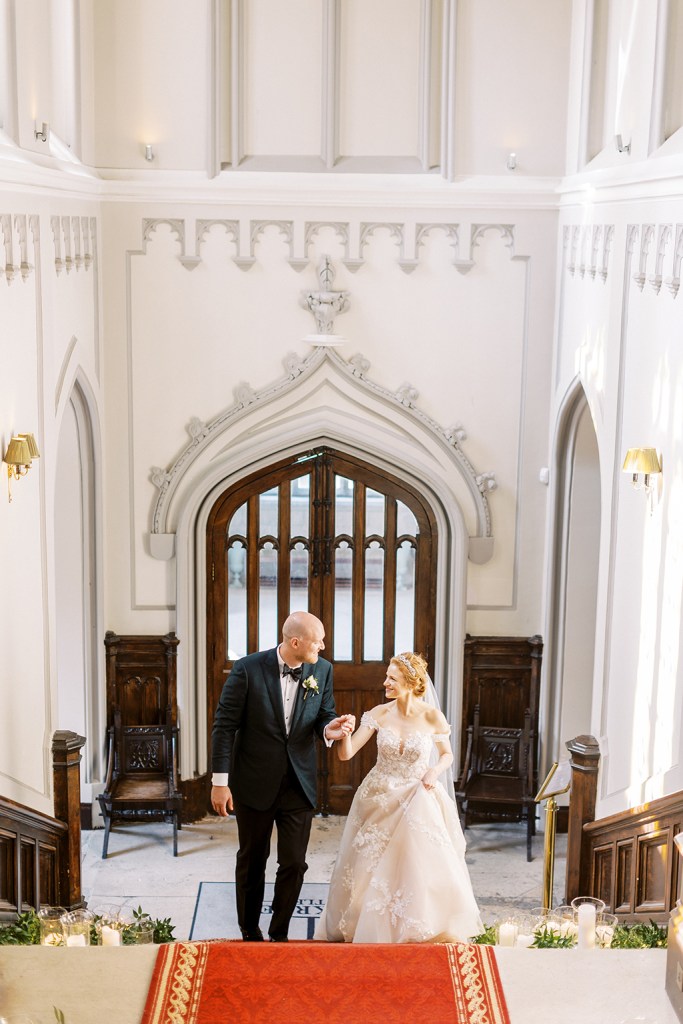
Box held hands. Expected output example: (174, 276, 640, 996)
(211, 784, 234, 816)
(325, 714, 356, 741)
(421, 767, 439, 791)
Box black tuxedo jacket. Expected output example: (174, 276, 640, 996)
(211, 647, 336, 810)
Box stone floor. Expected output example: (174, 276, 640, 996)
(81, 815, 567, 940)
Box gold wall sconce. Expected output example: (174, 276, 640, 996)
(622, 447, 662, 511)
(3, 433, 40, 502)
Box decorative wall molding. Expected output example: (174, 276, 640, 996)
(210, 0, 456, 179)
(50, 214, 95, 276)
(666, 224, 683, 298)
(1, 213, 33, 283)
(649, 225, 672, 294)
(148, 346, 497, 544)
(566, 224, 614, 282)
(141, 216, 527, 278)
(633, 224, 654, 291)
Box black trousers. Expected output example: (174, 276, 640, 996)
(233, 768, 314, 940)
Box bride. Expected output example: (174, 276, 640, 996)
(316, 652, 483, 943)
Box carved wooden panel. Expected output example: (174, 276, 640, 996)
(635, 831, 668, 914)
(615, 841, 634, 914)
(461, 635, 542, 790)
(583, 792, 683, 923)
(0, 798, 67, 921)
(0, 827, 17, 914)
(592, 844, 613, 907)
(104, 632, 179, 728)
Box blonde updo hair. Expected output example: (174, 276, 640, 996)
(391, 652, 429, 697)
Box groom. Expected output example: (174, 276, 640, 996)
(211, 611, 354, 942)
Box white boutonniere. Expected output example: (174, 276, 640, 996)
(302, 676, 319, 700)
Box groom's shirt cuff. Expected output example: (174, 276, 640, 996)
(212, 773, 229, 786)
(323, 726, 334, 748)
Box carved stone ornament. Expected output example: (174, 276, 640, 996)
(300, 255, 349, 343)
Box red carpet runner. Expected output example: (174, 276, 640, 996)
(141, 940, 510, 1024)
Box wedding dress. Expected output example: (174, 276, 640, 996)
(315, 711, 483, 943)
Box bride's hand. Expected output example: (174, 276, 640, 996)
(421, 768, 438, 791)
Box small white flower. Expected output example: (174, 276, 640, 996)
(302, 676, 319, 699)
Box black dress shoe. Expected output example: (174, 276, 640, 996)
(241, 929, 264, 942)
(269, 935, 289, 942)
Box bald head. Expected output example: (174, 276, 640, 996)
(280, 611, 326, 666)
(283, 611, 323, 641)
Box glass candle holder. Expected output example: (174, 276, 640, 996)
(554, 904, 579, 941)
(62, 909, 94, 946)
(37, 906, 66, 946)
(514, 913, 536, 948)
(570, 896, 606, 914)
(94, 909, 125, 947)
(596, 912, 618, 948)
(129, 921, 155, 944)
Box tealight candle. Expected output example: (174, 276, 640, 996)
(101, 924, 122, 947)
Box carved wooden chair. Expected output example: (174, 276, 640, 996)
(456, 705, 536, 861)
(98, 708, 182, 858)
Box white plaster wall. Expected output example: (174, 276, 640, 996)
(454, 0, 572, 177)
(549, 0, 683, 819)
(100, 199, 557, 637)
(0, 193, 102, 813)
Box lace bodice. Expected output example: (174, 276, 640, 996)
(359, 711, 449, 785)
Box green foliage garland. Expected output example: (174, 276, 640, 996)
(0, 907, 175, 946)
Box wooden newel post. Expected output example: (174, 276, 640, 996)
(52, 730, 87, 911)
(564, 734, 600, 904)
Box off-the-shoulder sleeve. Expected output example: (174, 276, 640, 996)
(360, 711, 380, 732)
(433, 725, 452, 742)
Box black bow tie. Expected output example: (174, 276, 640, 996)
(282, 665, 302, 681)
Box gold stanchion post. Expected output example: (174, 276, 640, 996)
(535, 761, 571, 910)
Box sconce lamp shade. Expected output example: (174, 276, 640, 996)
(17, 432, 40, 459)
(622, 447, 662, 475)
(4, 436, 32, 466)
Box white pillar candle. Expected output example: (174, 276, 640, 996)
(498, 922, 517, 947)
(515, 933, 534, 948)
(66, 933, 87, 946)
(101, 925, 122, 946)
(577, 904, 596, 949)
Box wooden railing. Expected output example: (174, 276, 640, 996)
(564, 734, 682, 922)
(0, 730, 85, 920)
(581, 792, 683, 923)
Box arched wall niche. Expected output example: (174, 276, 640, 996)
(54, 367, 105, 803)
(157, 348, 500, 779)
(541, 375, 601, 780)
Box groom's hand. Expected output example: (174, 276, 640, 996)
(324, 714, 356, 741)
(211, 785, 233, 816)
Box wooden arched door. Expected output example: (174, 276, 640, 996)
(206, 447, 437, 813)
